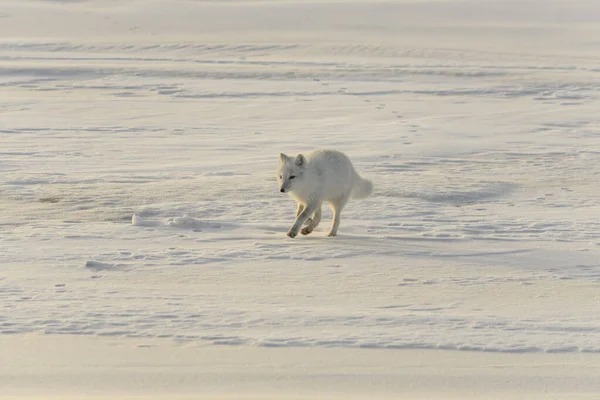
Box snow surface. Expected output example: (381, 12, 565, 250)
(3, 334, 600, 400)
(2, 0, 600, 362)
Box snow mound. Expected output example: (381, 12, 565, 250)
(166, 215, 222, 231)
(132, 214, 222, 231)
(131, 214, 160, 227)
(84, 260, 116, 270)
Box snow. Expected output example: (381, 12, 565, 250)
(3, 334, 600, 400)
(2, 0, 600, 397)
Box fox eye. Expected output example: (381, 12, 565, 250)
(279, 175, 282, 179)
(289, 175, 296, 179)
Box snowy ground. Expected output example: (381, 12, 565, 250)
(2, 0, 600, 397)
(3, 334, 600, 400)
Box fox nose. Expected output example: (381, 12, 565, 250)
(280, 188, 285, 193)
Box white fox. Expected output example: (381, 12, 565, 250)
(277, 149, 373, 238)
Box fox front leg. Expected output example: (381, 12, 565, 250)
(296, 203, 312, 226)
(301, 206, 322, 235)
(287, 203, 317, 238)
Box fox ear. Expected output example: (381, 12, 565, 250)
(295, 154, 306, 167)
(279, 153, 289, 163)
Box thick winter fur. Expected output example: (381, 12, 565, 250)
(277, 149, 373, 238)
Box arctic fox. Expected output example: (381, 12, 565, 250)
(277, 149, 373, 238)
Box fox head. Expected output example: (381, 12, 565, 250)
(277, 153, 306, 193)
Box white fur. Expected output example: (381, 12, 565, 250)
(277, 149, 373, 238)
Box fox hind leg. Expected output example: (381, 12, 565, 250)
(328, 193, 350, 237)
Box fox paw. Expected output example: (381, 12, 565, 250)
(301, 226, 313, 235)
(287, 230, 298, 238)
(327, 232, 337, 237)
